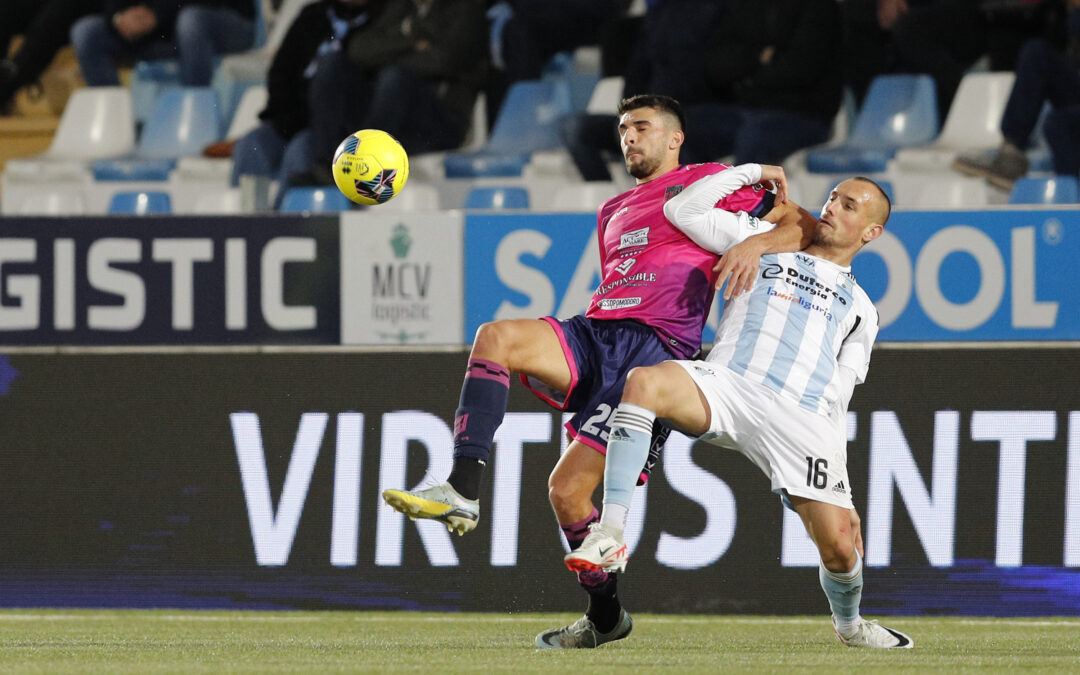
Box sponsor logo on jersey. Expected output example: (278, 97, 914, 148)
(766, 287, 835, 322)
(618, 227, 649, 249)
(762, 262, 849, 305)
(747, 215, 761, 230)
(615, 258, 637, 275)
(598, 297, 643, 310)
(665, 184, 685, 201)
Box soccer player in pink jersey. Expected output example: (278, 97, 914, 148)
(383, 94, 817, 648)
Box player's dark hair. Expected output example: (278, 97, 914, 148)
(618, 94, 686, 131)
(853, 176, 892, 225)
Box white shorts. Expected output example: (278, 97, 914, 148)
(674, 360, 854, 510)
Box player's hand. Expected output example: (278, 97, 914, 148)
(113, 6, 157, 42)
(713, 236, 765, 300)
(877, 0, 909, 30)
(758, 164, 788, 204)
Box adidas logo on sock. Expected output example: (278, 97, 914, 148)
(611, 428, 632, 441)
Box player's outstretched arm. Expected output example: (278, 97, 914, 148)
(712, 176, 816, 298)
(663, 163, 775, 254)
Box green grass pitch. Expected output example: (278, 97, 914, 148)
(0, 610, 1077, 673)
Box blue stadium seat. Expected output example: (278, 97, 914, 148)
(464, 186, 530, 210)
(806, 75, 939, 174)
(130, 61, 181, 129)
(444, 80, 573, 178)
(1008, 176, 1080, 204)
(108, 191, 172, 214)
(279, 187, 354, 213)
(130, 0, 268, 126)
(92, 88, 223, 181)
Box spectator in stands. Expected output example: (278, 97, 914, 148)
(953, 0, 1080, 190)
(228, 0, 382, 198)
(70, 0, 257, 87)
(559, 0, 726, 181)
(682, 0, 843, 167)
(0, 0, 100, 114)
(562, 0, 841, 181)
(842, 0, 987, 120)
(485, 0, 633, 128)
(284, 0, 488, 197)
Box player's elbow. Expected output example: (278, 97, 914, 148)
(662, 196, 683, 224)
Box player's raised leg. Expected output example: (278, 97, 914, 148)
(565, 362, 710, 572)
(791, 496, 913, 649)
(382, 318, 570, 535)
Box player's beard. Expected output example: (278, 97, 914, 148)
(627, 153, 660, 180)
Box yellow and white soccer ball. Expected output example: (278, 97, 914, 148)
(331, 129, 410, 205)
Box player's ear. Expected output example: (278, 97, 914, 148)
(670, 128, 685, 151)
(861, 222, 884, 244)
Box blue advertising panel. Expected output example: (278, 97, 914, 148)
(466, 209, 1080, 343)
(0, 216, 341, 344)
(853, 209, 1079, 341)
(464, 213, 599, 337)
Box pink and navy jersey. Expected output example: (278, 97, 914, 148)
(586, 163, 773, 358)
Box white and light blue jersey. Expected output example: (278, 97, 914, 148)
(706, 251, 878, 417)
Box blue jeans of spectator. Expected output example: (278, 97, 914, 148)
(1043, 108, 1080, 176)
(231, 121, 287, 185)
(70, 6, 253, 86)
(306, 51, 466, 171)
(1000, 38, 1080, 151)
(231, 122, 313, 209)
(682, 104, 832, 166)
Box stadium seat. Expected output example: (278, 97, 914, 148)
(464, 186, 530, 209)
(586, 76, 624, 115)
(3, 87, 135, 178)
(211, 0, 305, 126)
(173, 85, 269, 184)
(544, 182, 621, 211)
(224, 84, 268, 141)
(108, 191, 173, 214)
(806, 75, 939, 174)
(890, 173, 989, 208)
(190, 187, 243, 214)
(893, 72, 1014, 170)
(1008, 176, 1080, 204)
(279, 187, 354, 213)
(378, 182, 440, 211)
(16, 188, 87, 216)
(92, 88, 223, 181)
(444, 80, 574, 178)
(132, 0, 270, 126)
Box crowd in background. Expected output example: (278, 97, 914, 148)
(1, 0, 1077, 198)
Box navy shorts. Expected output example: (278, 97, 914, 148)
(520, 316, 677, 455)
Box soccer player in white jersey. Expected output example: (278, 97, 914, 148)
(565, 169, 914, 649)
(382, 94, 818, 648)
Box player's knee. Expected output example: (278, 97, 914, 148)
(472, 321, 512, 358)
(546, 473, 585, 515)
(818, 533, 858, 572)
(623, 365, 662, 407)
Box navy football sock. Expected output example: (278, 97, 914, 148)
(448, 358, 509, 499)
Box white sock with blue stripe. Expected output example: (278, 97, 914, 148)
(820, 552, 863, 635)
(599, 403, 656, 530)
